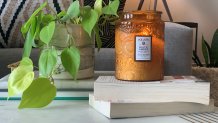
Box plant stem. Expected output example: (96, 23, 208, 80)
(193, 51, 203, 67)
(192, 57, 201, 66)
(49, 76, 55, 84)
(79, 0, 84, 7)
(64, 24, 75, 46)
(102, 0, 107, 6)
(34, 66, 39, 70)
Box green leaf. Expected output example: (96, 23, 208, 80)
(80, 6, 91, 15)
(50, 24, 69, 48)
(39, 21, 55, 44)
(21, 20, 31, 38)
(61, 0, 80, 22)
(94, 0, 103, 16)
(39, 11, 44, 20)
(94, 25, 102, 51)
(21, 2, 47, 36)
(30, 17, 37, 37)
(8, 70, 34, 97)
(81, 9, 98, 37)
(22, 29, 35, 58)
(211, 29, 218, 66)
(102, 0, 120, 16)
(32, 17, 42, 47)
(205, 40, 212, 66)
(41, 14, 55, 25)
(20, 57, 33, 67)
(32, 16, 43, 48)
(8, 58, 34, 97)
(39, 48, 57, 77)
(18, 78, 56, 109)
(61, 47, 80, 79)
(202, 36, 210, 66)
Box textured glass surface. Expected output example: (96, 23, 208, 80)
(115, 11, 165, 81)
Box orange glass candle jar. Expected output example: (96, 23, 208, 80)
(115, 11, 164, 81)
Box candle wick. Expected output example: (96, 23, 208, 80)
(154, 0, 158, 11)
(137, 0, 144, 10)
(149, 0, 152, 10)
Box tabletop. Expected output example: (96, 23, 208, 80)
(1, 73, 218, 123)
(0, 100, 193, 123)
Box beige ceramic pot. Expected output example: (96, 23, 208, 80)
(51, 23, 95, 79)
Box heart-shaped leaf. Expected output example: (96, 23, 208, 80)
(20, 57, 33, 67)
(39, 48, 57, 77)
(102, 0, 120, 16)
(94, 0, 103, 16)
(81, 9, 98, 37)
(61, 0, 80, 22)
(39, 21, 55, 44)
(61, 47, 80, 79)
(18, 78, 56, 109)
(8, 58, 34, 97)
(50, 24, 69, 48)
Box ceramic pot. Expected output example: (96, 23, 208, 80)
(51, 23, 95, 79)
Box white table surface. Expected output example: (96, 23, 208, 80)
(1, 73, 217, 123)
(0, 100, 191, 123)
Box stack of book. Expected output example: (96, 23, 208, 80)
(89, 76, 214, 118)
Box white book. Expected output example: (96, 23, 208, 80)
(0, 76, 94, 90)
(54, 71, 113, 89)
(89, 94, 215, 119)
(54, 79, 94, 90)
(94, 76, 210, 105)
(0, 71, 115, 90)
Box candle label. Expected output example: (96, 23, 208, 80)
(135, 36, 152, 61)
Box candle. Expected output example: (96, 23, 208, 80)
(115, 11, 164, 81)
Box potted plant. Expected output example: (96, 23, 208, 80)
(192, 29, 218, 106)
(7, 0, 120, 109)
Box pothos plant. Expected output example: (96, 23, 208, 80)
(8, 0, 120, 109)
